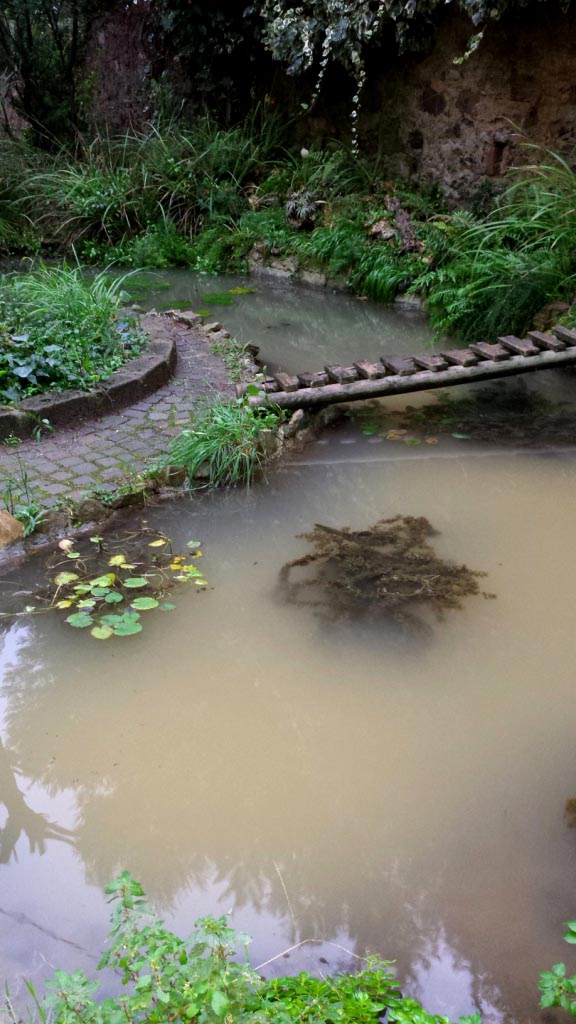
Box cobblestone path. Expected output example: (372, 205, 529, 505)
(0, 327, 234, 507)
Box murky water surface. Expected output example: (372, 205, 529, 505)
(1, 281, 576, 1024)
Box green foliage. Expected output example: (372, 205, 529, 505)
(0, 0, 98, 142)
(539, 920, 576, 1015)
(1, 457, 46, 536)
(169, 396, 283, 487)
(0, 265, 144, 400)
(415, 147, 576, 342)
(9, 872, 481, 1024)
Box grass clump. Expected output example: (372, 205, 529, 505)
(0, 265, 144, 401)
(279, 514, 491, 635)
(168, 396, 283, 487)
(8, 871, 480, 1024)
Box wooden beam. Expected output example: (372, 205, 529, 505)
(248, 347, 576, 410)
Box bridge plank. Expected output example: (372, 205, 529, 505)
(469, 342, 509, 361)
(413, 353, 448, 372)
(274, 372, 300, 392)
(382, 356, 417, 376)
(499, 335, 539, 356)
(354, 360, 386, 380)
(553, 325, 576, 346)
(527, 331, 566, 352)
(325, 364, 359, 384)
(442, 348, 478, 367)
(298, 371, 330, 388)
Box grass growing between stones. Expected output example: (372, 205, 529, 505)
(168, 396, 283, 487)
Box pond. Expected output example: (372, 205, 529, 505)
(1, 279, 576, 1024)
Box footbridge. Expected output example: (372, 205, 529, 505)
(242, 326, 576, 410)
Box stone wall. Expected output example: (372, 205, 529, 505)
(81, 2, 576, 194)
(309, 5, 576, 197)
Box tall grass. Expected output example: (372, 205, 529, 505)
(169, 397, 282, 487)
(417, 146, 576, 341)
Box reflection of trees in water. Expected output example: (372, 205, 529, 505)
(0, 619, 566, 1022)
(0, 736, 75, 863)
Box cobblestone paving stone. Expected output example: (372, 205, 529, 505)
(0, 326, 234, 507)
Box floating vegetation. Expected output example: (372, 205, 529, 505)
(201, 292, 234, 306)
(1, 529, 207, 640)
(196, 309, 212, 317)
(278, 515, 492, 633)
(228, 286, 255, 295)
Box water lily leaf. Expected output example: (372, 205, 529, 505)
(186, 541, 201, 550)
(66, 612, 94, 628)
(100, 613, 123, 626)
(77, 599, 96, 609)
(55, 571, 79, 586)
(425, 437, 439, 445)
(24, 605, 36, 612)
(123, 577, 148, 588)
(91, 625, 113, 640)
(90, 535, 103, 544)
(148, 539, 167, 548)
(66, 552, 81, 559)
(73, 584, 92, 593)
(108, 554, 127, 566)
(131, 597, 159, 610)
(404, 437, 422, 446)
(55, 599, 73, 609)
(159, 602, 176, 611)
(90, 587, 110, 598)
(195, 580, 207, 586)
(105, 592, 124, 604)
(451, 433, 471, 440)
(113, 620, 143, 636)
(90, 573, 116, 587)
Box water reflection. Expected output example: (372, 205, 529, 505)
(1, 446, 576, 1023)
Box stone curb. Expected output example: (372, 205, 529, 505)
(0, 314, 178, 440)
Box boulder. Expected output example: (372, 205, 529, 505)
(0, 510, 24, 548)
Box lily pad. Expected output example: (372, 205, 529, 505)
(91, 625, 114, 640)
(105, 592, 124, 604)
(66, 612, 94, 628)
(123, 577, 148, 588)
(113, 620, 143, 636)
(55, 571, 79, 586)
(130, 597, 159, 610)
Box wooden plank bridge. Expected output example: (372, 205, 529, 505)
(242, 325, 576, 410)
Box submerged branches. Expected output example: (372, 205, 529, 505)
(279, 514, 491, 633)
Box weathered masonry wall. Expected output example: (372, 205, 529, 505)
(356, 6, 576, 195)
(83, 3, 576, 193)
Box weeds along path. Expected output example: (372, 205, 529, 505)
(0, 329, 234, 507)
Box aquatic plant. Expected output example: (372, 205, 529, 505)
(279, 514, 491, 633)
(0, 530, 206, 640)
(5, 871, 480, 1024)
(169, 395, 283, 488)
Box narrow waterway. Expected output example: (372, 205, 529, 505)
(0, 282, 575, 1024)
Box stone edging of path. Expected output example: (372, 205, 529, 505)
(0, 314, 177, 440)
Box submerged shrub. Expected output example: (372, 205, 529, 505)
(279, 514, 491, 634)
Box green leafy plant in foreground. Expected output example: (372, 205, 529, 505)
(539, 919, 576, 1015)
(9, 872, 480, 1024)
(0, 265, 145, 401)
(169, 395, 283, 488)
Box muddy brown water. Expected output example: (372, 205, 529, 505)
(1, 283, 576, 1023)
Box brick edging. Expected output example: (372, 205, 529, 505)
(0, 314, 178, 440)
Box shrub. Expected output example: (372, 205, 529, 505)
(168, 396, 283, 487)
(0, 265, 144, 401)
(8, 872, 481, 1024)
